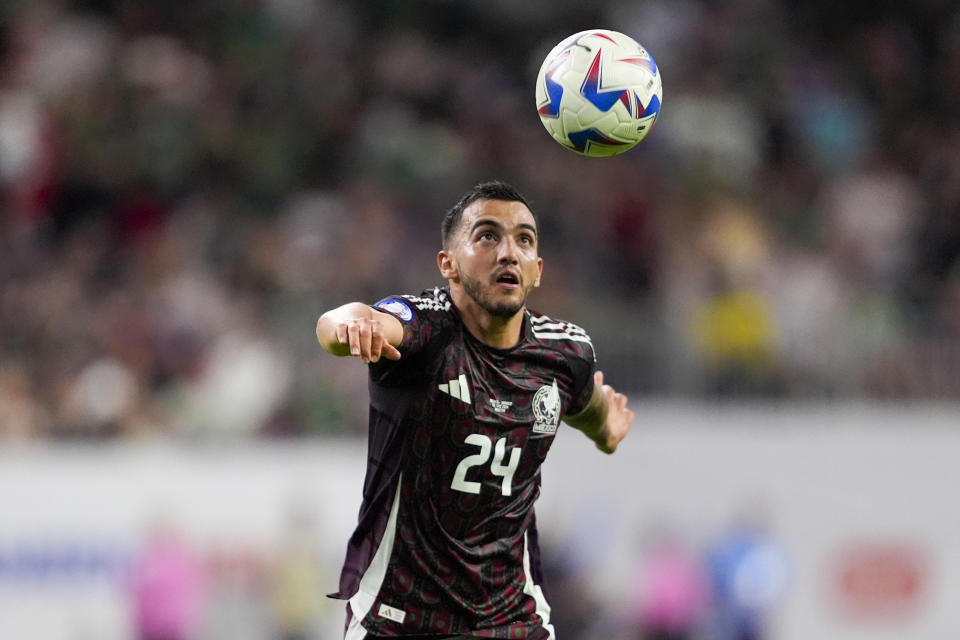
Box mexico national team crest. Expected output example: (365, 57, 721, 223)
(532, 380, 561, 434)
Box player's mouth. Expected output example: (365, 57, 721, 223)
(494, 270, 521, 290)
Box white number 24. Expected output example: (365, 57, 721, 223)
(451, 434, 521, 497)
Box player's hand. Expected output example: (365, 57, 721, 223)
(335, 317, 402, 364)
(594, 370, 634, 453)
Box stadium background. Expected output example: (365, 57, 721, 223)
(1, 0, 958, 638)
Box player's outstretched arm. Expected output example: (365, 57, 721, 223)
(316, 302, 404, 363)
(563, 371, 635, 454)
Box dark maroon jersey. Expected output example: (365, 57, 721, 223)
(331, 287, 596, 639)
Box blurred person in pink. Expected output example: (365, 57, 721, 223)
(628, 526, 708, 640)
(129, 521, 204, 640)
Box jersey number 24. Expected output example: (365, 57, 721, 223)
(451, 434, 521, 497)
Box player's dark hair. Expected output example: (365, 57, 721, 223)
(441, 180, 537, 248)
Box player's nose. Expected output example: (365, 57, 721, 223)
(497, 236, 520, 264)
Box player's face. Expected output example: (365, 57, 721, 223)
(442, 199, 543, 318)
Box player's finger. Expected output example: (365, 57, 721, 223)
(347, 321, 361, 356)
(382, 343, 402, 360)
(336, 322, 348, 345)
(594, 370, 604, 387)
(358, 321, 373, 362)
(371, 323, 400, 362)
(368, 322, 384, 362)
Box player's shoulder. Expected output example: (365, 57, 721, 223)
(374, 287, 454, 322)
(402, 287, 454, 313)
(527, 309, 595, 360)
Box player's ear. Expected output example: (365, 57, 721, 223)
(533, 257, 543, 287)
(438, 250, 458, 280)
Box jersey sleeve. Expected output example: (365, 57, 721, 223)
(371, 288, 455, 354)
(368, 288, 456, 382)
(565, 334, 597, 416)
(529, 311, 598, 417)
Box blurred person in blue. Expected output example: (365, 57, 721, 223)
(703, 510, 790, 640)
(315, 180, 635, 639)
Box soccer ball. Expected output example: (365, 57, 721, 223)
(535, 29, 662, 157)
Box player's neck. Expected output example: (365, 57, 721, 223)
(451, 290, 524, 349)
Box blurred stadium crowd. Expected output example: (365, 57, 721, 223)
(2, 0, 960, 439)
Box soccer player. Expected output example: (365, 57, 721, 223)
(316, 181, 635, 639)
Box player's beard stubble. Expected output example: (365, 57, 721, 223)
(459, 270, 530, 318)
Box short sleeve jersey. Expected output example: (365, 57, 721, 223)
(331, 287, 596, 638)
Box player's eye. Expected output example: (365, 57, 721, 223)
(477, 231, 497, 242)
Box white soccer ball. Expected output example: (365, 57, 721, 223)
(535, 29, 663, 157)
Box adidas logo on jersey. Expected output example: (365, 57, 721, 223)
(439, 373, 471, 404)
(378, 603, 407, 624)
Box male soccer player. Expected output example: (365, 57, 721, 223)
(316, 181, 635, 639)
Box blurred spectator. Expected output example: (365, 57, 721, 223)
(703, 510, 790, 640)
(538, 549, 611, 640)
(0, 361, 49, 439)
(628, 525, 708, 640)
(688, 197, 784, 396)
(267, 502, 328, 640)
(130, 521, 204, 640)
(201, 544, 270, 640)
(170, 326, 293, 436)
(691, 281, 783, 397)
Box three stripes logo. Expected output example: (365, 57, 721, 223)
(439, 373, 471, 405)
